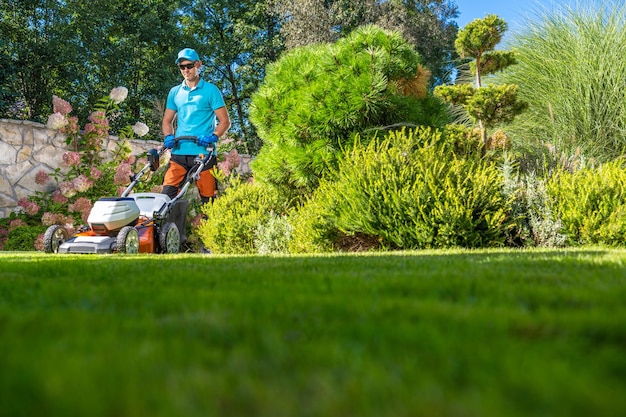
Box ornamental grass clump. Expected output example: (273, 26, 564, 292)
(498, 2, 626, 162)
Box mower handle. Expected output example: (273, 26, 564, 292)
(120, 147, 167, 197)
(172, 135, 216, 154)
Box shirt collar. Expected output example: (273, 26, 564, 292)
(181, 78, 205, 91)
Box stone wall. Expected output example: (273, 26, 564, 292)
(0, 119, 252, 218)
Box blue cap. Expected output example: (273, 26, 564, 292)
(176, 48, 200, 64)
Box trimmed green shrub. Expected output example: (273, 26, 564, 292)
(3, 225, 46, 251)
(547, 159, 626, 245)
(292, 127, 510, 250)
(197, 178, 284, 254)
(287, 187, 341, 254)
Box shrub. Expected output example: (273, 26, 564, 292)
(253, 213, 293, 255)
(502, 158, 566, 247)
(547, 159, 626, 245)
(250, 25, 448, 203)
(6, 88, 162, 252)
(197, 177, 284, 254)
(287, 188, 341, 254)
(3, 225, 46, 251)
(294, 127, 510, 250)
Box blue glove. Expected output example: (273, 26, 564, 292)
(197, 134, 219, 147)
(163, 134, 176, 149)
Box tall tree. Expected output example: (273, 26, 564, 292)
(60, 0, 186, 133)
(0, 0, 72, 121)
(0, 0, 186, 136)
(274, 0, 459, 85)
(181, 0, 284, 153)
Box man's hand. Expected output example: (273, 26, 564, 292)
(164, 134, 176, 149)
(198, 134, 219, 147)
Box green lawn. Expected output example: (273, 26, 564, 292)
(1, 248, 625, 417)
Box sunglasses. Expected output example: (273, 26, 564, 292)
(178, 63, 196, 70)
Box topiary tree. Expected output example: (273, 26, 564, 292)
(435, 15, 526, 146)
(249, 24, 449, 202)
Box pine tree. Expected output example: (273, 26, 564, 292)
(249, 25, 448, 203)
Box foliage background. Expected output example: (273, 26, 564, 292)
(0, 0, 460, 153)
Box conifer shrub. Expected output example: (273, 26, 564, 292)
(249, 25, 449, 203)
(290, 127, 510, 250)
(547, 159, 626, 245)
(197, 178, 284, 254)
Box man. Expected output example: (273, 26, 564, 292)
(161, 47, 231, 204)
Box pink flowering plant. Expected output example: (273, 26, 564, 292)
(0, 87, 164, 251)
(209, 133, 251, 195)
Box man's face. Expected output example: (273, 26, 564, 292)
(178, 60, 198, 81)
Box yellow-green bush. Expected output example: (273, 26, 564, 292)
(197, 178, 283, 254)
(289, 127, 511, 250)
(547, 159, 626, 245)
(287, 188, 340, 253)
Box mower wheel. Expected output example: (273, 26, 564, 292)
(117, 226, 140, 254)
(160, 222, 180, 253)
(43, 225, 68, 253)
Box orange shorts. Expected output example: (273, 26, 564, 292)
(163, 155, 216, 199)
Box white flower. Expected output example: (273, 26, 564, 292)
(132, 122, 149, 137)
(109, 86, 128, 104)
(46, 112, 68, 130)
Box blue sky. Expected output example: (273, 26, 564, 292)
(455, 0, 612, 37)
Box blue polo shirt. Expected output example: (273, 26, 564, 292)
(166, 78, 226, 156)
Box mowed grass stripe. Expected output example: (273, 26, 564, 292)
(1, 249, 625, 417)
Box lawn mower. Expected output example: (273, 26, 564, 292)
(42, 137, 216, 254)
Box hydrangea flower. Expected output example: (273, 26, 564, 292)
(89, 166, 103, 180)
(62, 151, 81, 167)
(218, 149, 241, 175)
(86, 111, 110, 136)
(52, 95, 73, 115)
(46, 112, 68, 130)
(72, 175, 93, 193)
(52, 190, 68, 205)
(114, 162, 133, 185)
(41, 212, 75, 227)
(60, 116, 79, 136)
(109, 86, 128, 104)
(17, 197, 40, 215)
(58, 181, 77, 198)
(35, 170, 50, 185)
(68, 197, 93, 224)
(132, 122, 149, 137)
(9, 219, 27, 231)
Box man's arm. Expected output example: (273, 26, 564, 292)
(213, 106, 231, 137)
(162, 108, 177, 136)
